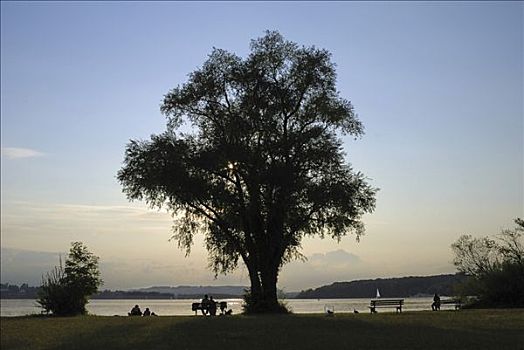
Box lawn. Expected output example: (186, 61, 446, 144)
(1, 309, 523, 350)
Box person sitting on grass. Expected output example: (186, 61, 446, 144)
(143, 308, 151, 316)
(129, 305, 142, 316)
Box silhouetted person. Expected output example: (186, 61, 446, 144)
(129, 304, 142, 316)
(219, 301, 227, 315)
(143, 307, 151, 316)
(353, 309, 359, 314)
(201, 294, 210, 315)
(208, 296, 217, 316)
(432, 293, 441, 311)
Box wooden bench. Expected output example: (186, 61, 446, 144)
(437, 299, 461, 310)
(192, 301, 228, 315)
(369, 299, 404, 313)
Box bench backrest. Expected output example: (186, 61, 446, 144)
(370, 299, 404, 306)
(192, 302, 228, 311)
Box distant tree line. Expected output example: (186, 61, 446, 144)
(295, 274, 469, 299)
(0, 285, 266, 300)
(94, 291, 243, 300)
(0, 283, 41, 299)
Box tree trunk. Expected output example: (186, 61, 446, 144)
(243, 256, 286, 313)
(248, 264, 262, 305)
(260, 266, 279, 311)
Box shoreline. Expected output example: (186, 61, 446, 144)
(1, 297, 443, 317)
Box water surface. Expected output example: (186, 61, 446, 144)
(1, 297, 439, 317)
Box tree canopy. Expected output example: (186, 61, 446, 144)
(38, 242, 102, 316)
(451, 218, 524, 307)
(118, 31, 377, 312)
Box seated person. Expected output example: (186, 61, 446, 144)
(201, 294, 210, 315)
(129, 305, 142, 316)
(143, 307, 151, 316)
(208, 296, 217, 316)
(219, 302, 227, 315)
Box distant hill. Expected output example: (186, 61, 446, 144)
(295, 274, 469, 299)
(2, 275, 468, 300)
(0, 283, 249, 300)
(94, 290, 176, 299)
(134, 285, 248, 298)
(133, 286, 300, 299)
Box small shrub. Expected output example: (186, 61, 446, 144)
(37, 242, 102, 316)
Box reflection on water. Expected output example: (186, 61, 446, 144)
(1, 297, 437, 317)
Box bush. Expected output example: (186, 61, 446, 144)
(451, 218, 524, 308)
(37, 242, 102, 316)
(476, 261, 524, 307)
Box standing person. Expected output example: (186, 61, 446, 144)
(432, 293, 441, 311)
(201, 295, 210, 315)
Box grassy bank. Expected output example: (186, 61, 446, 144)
(1, 309, 523, 350)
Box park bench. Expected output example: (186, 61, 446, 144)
(369, 299, 404, 313)
(192, 301, 228, 315)
(438, 299, 461, 310)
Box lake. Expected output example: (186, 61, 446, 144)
(1, 297, 437, 316)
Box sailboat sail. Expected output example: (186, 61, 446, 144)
(376, 288, 381, 298)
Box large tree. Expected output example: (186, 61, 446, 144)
(118, 31, 377, 313)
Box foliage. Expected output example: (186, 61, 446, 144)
(37, 242, 102, 316)
(118, 31, 377, 313)
(451, 218, 524, 308)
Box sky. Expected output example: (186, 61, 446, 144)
(1, 1, 522, 292)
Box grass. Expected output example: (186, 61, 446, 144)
(1, 309, 523, 350)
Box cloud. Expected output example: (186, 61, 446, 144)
(1, 147, 44, 159)
(309, 249, 362, 267)
(0, 246, 248, 290)
(279, 249, 365, 291)
(1, 201, 173, 237)
(1, 248, 62, 286)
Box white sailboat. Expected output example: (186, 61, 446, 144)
(376, 288, 381, 298)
